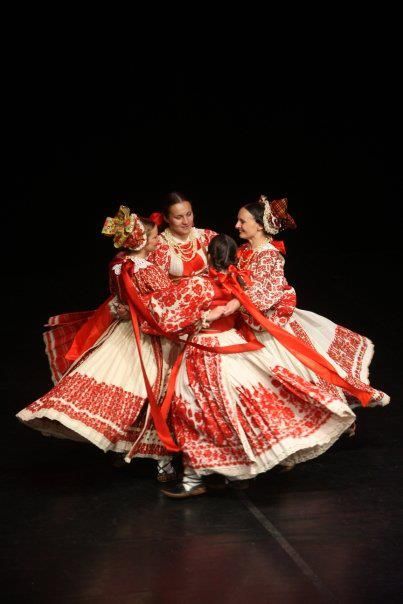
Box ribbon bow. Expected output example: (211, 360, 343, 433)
(228, 265, 253, 286)
(149, 211, 165, 227)
(209, 265, 253, 291)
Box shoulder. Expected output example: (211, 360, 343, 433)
(155, 233, 170, 249)
(109, 252, 126, 274)
(148, 235, 170, 260)
(195, 228, 218, 244)
(237, 243, 250, 257)
(254, 247, 284, 268)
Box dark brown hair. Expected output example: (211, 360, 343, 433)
(243, 202, 264, 226)
(208, 234, 238, 271)
(161, 192, 192, 217)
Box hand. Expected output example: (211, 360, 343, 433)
(222, 299, 241, 316)
(207, 306, 226, 323)
(116, 303, 130, 321)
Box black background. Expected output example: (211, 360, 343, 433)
(4, 58, 401, 408)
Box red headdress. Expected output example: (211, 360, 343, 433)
(258, 195, 297, 235)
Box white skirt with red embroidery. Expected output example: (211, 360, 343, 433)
(171, 328, 358, 480)
(16, 321, 175, 459)
(256, 308, 390, 408)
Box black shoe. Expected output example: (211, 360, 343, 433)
(156, 469, 178, 484)
(160, 483, 207, 499)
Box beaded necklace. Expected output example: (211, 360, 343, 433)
(162, 228, 199, 262)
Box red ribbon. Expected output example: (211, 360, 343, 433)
(209, 270, 372, 407)
(209, 266, 253, 289)
(271, 240, 286, 255)
(125, 295, 180, 453)
(149, 212, 165, 227)
(120, 262, 266, 453)
(120, 263, 263, 356)
(65, 296, 115, 361)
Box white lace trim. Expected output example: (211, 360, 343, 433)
(248, 240, 277, 254)
(126, 256, 152, 272)
(111, 264, 122, 275)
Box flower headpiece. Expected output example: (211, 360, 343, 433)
(102, 205, 147, 251)
(258, 195, 296, 235)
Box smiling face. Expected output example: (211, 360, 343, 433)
(235, 207, 263, 240)
(165, 201, 194, 238)
(144, 225, 159, 253)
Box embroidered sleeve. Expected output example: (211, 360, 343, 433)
(142, 264, 173, 291)
(200, 228, 218, 247)
(147, 238, 171, 275)
(242, 250, 286, 316)
(143, 276, 215, 334)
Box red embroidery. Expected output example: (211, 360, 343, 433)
(26, 373, 147, 445)
(238, 247, 296, 330)
(290, 320, 375, 400)
(328, 325, 367, 380)
(147, 240, 171, 275)
(146, 277, 215, 334)
(170, 334, 341, 473)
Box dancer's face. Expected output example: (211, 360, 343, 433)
(165, 201, 194, 237)
(235, 207, 263, 240)
(144, 225, 159, 253)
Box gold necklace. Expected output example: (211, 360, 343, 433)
(163, 228, 198, 262)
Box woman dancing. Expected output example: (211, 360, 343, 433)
(16, 207, 180, 480)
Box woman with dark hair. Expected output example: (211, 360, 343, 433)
(142, 234, 359, 498)
(229, 196, 389, 422)
(147, 192, 217, 279)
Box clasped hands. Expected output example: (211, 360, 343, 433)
(205, 298, 241, 324)
(114, 298, 242, 326)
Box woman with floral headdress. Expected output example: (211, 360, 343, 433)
(16, 207, 181, 479)
(147, 192, 217, 280)
(224, 196, 389, 456)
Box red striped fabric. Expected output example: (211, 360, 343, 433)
(43, 311, 94, 383)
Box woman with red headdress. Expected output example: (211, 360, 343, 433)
(140, 234, 366, 498)
(147, 192, 217, 280)
(16, 207, 180, 479)
(228, 196, 389, 453)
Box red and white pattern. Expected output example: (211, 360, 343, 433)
(148, 228, 217, 278)
(238, 242, 297, 330)
(143, 276, 214, 335)
(147, 276, 357, 479)
(238, 243, 389, 408)
(16, 258, 177, 459)
(43, 311, 94, 384)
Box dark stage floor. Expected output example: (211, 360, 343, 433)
(3, 381, 402, 603)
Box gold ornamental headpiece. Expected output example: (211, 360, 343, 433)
(102, 205, 147, 251)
